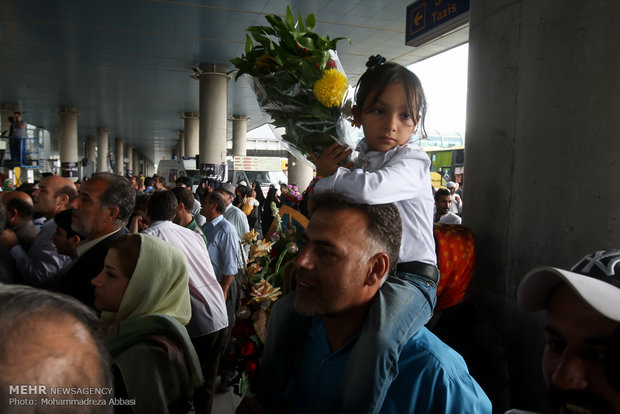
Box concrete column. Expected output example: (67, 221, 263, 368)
(96, 127, 109, 172)
(176, 131, 185, 159)
(231, 115, 248, 156)
(114, 138, 124, 176)
(182, 113, 199, 158)
(58, 107, 79, 180)
(133, 151, 141, 176)
(126, 145, 134, 175)
(466, 1, 620, 411)
(288, 153, 314, 191)
(193, 64, 230, 166)
(86, 137, 97, 165)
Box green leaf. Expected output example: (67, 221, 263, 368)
(265, 14, 283, 29)
(306, 13, 316, 30)
(244, 34, 253, 54)
(285, 6, 295, 27)
(296, 36, 315, 52)
(297, 12, 306, 32)
(240, 371, 251, 398)
(251, 32, 271, 45)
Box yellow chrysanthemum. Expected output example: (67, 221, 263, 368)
(313, 68, 348, 108)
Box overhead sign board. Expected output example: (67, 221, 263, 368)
(406, 0, 470, 47)
(233, 156, 281, 171)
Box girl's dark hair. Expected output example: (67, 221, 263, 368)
(355, 61, 428, 139)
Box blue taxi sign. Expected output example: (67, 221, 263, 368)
(406, 0, 470, 47)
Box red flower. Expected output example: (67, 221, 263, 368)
(245, 359, 259, 376)
(231, 318, 255, 338)
(240, 341, 257, 356)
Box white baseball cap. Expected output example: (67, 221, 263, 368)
(518, 250, 620, 322)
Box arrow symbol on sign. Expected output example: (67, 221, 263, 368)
(414, 12, 423, 26)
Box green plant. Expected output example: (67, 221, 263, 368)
(231, 7, 352, 159)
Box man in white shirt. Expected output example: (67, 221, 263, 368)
(141, 190, 228, 414)
(217, 182, 249, 241)
(446, 181, 462, 216)
(434, 188, 462, 224)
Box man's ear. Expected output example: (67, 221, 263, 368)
(365, 252, 390, 287)
(58, 194, 70, 209)
(177, 201, 185, 212)
(106, 205, 120, 223)
(69, 234, 81, 249)
(7, 208, 18, 222)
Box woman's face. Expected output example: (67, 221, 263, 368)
(91, 249, 131, 312)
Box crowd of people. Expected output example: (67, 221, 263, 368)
(0, 58, 618, 414)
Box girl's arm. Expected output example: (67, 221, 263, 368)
(314, 146, 431, 204)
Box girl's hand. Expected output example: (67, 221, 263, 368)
(311, 142, 353, 177)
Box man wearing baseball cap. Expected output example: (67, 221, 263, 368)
(516, 249, 620, 414)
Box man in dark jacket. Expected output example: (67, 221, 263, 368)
(55, 172, 135, 308)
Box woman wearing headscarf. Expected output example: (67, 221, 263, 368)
(261, 185, 280, 237)
(91, 233, 202, 413)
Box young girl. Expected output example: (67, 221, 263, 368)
(312, 60, 438, 413)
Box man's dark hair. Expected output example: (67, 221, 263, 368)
(171, 187, 194, 213)
(0, 285, 113, 413)
(434, 187, 451, 201)
(144, 176, 154, 187)
(5, 194, 34, 220)
(148, 190, 178, 222)
(175, 176, 192, 188)
(16, 182, 36, 196)
(54, 209, 84, 239)
(312, 192, 402, 272)
(236, 184, 249, 198)
(134, 193, 151, 212)
(207, 191, 227, 214)
(90, 173, 136, 226)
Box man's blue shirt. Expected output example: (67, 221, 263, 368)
(202, 215, 239, 281)
(287, 318, 492, 414)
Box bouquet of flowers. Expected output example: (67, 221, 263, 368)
(281, 184, 303, 207)
(231, 6, 357, 161)
(230, 203, 301, 396)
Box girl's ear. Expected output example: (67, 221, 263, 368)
(352, 105, 362, 127)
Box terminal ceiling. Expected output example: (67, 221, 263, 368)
(0, 0, 468, 162)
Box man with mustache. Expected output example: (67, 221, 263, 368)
(517, 249, 620, 414)
(240, 192, 491, 413)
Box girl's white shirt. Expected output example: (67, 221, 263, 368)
(314, 138, 437, 265)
